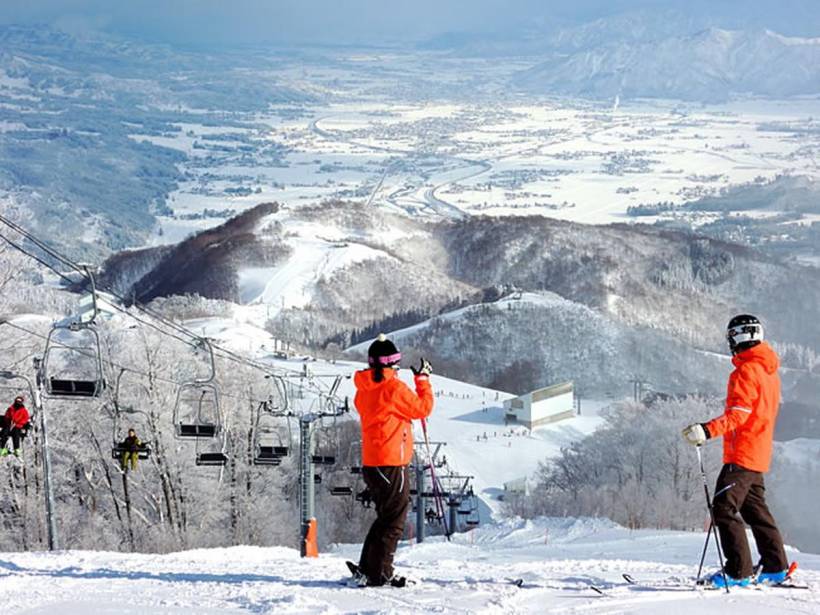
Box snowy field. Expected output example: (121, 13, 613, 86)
(132, 95, 820, 246)
(2, 517, 818, 614)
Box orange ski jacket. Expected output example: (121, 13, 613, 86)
(706, 342, 781, 473)
(354, 368, 434, 467)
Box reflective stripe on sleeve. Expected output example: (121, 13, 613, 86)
(728, 406, 752, 414)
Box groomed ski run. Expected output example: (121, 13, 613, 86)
(1, 517, 817, 614)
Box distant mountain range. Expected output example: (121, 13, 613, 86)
(514, 27, 820, 102)
(423, 10, 820, 102)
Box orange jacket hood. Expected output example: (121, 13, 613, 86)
(732, 341, 779, 375)
(353, 367, 398, 391)
(354, 368, 434, 467)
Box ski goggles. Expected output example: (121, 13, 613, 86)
(368, 352, 402, 367)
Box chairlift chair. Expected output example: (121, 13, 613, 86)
(311, 421, 341, 467)
(330, 486, 353, 496)
(41, 321, 106, 398)
(252, 399, 292, 466)
(194, 409, 229, 467)
(173, 339, 222, 439)
(196, 451, 229, 466)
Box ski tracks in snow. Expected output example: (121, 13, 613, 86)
(0, 529, 819, 614)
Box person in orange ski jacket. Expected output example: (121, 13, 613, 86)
(682, 315, 788, 587)
(352, 334, 433, 587)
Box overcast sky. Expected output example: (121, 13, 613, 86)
(1, 0, 818, 47)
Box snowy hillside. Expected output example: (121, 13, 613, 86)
(101, 199, 820, 398)
(2, 516, 817, 614)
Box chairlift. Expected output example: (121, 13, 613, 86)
(41, 268, 106, 399)
(330, 486, 353, 496)
(42, 321, 106, 398)
(196, 451, 229, 466)
(195, 416, 229, 467)
(252, 394, 292, 467)
(173, 339, 222, 440)
(311, 421, 341, 467)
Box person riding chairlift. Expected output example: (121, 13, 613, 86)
(0, 395, 31, 458)
(120, 428, 142, 473)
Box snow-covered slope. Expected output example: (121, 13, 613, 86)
(2, 517, 817, 614)
(184, 315, 606, 515)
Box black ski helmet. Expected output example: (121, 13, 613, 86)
(367, 333, 401, 368)
(727, 314, 763, 354)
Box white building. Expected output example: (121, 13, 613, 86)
(503, 381, 575, 429)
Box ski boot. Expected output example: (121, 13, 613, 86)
(757, 562, 798, 585)
(704, 570, 751, 588)
(757, 570, 789, 585)
(344, 561, 368, 588)
(0, 448, 8, 457)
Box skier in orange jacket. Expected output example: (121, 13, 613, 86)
(352, 334, 433, 587)
(683, 315, 789, 588)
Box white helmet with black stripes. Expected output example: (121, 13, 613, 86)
(727, 314, 764, 355)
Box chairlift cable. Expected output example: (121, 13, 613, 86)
(0, 219, 336, 413)
(2, 319, 273, 406)
(0, 221, 305, 381)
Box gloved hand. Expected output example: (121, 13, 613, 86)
(682, 423, 709, 446)
(411, 357, 433, 377)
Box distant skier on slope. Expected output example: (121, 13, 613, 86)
(682, 314, 789, 588)
(0, 395, 31, 457)
(351, 334, 434, 587)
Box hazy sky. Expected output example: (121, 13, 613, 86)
(1, 0, 818, 46)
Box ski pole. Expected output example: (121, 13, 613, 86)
(696, 445, 729, 593)
(420, 419, 444, 524)
(422, 419, 449, 538)
(696, 482, 735, 581)
(421, 418, 451, 540)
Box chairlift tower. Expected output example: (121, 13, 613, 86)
(299, 413, 318, 557)
(293, 375, 349, 557)
(411, 440, 447, 544)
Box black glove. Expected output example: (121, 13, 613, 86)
(411, 358, 433, 377)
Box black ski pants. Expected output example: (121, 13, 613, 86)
(0, 426, 24, 451)
(359, 465, 410, 584)
(713, 463, 788, 578)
